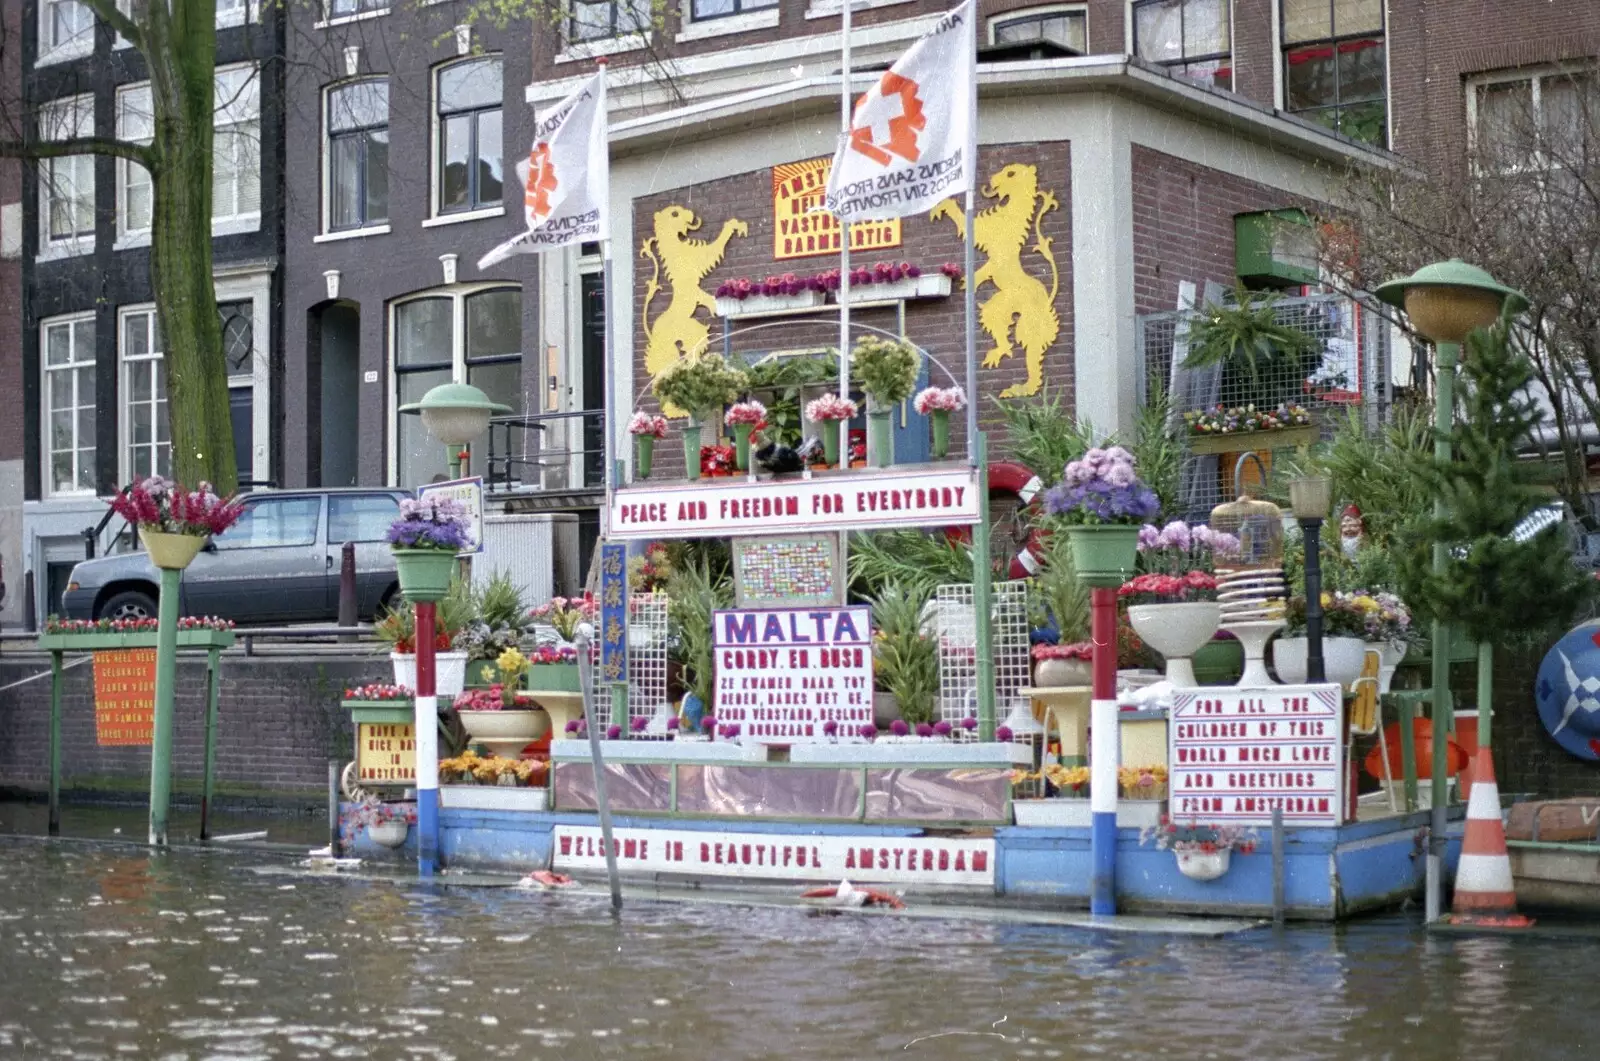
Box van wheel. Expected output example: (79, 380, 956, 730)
(98, 589, 158, 621)
(377, 584, 400, 618)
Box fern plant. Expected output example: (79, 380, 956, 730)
(1183, 283, 1321, 409)
(869, 581, 940, 725)
(666, 556, 733, 707)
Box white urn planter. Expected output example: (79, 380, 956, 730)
(1127, 602, 1222, 688)
(367, 820, 410, 849)
(1033, 657, 1092, 688)
(1175, 849, 1231, 881)
(390, 650, 469, 697)
(457, 708, 549, 745)
(1271, 636, 1368, 688)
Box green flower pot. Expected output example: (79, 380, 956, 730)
(733, 422, 753, 471)
(527, 662, 582, 693)
(822, 424, 841, 466)
(682, 423, 702, 480)
(868, 408, 893, 468)
(1065, 525, 1140, 588)
(929, 408, 950, 459)
(1192, 638, 1245, 685)
(635, 434, 655, 480)
(392, 548, 458, 603)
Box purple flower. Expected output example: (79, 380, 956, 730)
(891, 719, 910, 736)
(1158, 520, 1192, 551)
(701, 716, 716, 732)
(666, 717, 680, 730)
(860, 724, 878, 740)
(960, 716, 978, 731)
(915, 722, 934, 737)
(823, 719, 838, 736)
(934, 720, 953, 736)
(565, 719, 580, 733)
(1137, 523, 1161, 550)
(630, 716, 648, 733)
(606, 725, 622, 740)
(996, 726, 1014, 741)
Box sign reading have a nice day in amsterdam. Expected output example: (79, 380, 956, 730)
(553, 826, 995, 887)
(356, 723, 416, 784)
(1168, 686, 1345, 827)
(713, 606, 873, 742)
(93, 649, 157, 746)
(772, 158, 902, 260)
(607, 467, 980, 540)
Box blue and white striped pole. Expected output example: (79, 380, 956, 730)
(1089, 585, 1118, 915)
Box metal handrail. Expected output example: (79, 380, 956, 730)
(485, 408, 605, 494)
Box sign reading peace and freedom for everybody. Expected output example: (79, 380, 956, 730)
(1168, 686, 1345, 827)
(713, 606, 873, 743)
(605, 467, 981, 540)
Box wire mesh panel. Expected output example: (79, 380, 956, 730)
(1138, 292, 1393, 523)
(627, 592, 671, 736)
(934, 581, 1031, 741)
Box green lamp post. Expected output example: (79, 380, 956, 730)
(1374, 259, 1527, 922)
(398, 382, 511, 481)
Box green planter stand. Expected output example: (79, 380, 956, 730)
(527, 662, 582, 693)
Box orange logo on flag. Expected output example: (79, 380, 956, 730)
(848, 72, 925, 167)
(525, 142, 558, 222)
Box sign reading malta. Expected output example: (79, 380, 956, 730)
(607, 466, 980, 540)
(714, 606, 873, 742)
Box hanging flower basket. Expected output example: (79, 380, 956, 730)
(1176, 849, 1231, 881)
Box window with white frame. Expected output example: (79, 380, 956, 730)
(436, 58, 502, 215)
(990, 6, 1087, 54)
(116, 83, 154, 241)
(39, 94, 95, 249)
(1281, 0, 1386, 145)
(42, 315, 97, 497)
(213, 64, 262, 225)
(326, 0, 388, 19)
(42, 0, 94, 56)
(689, 0, 776, 23)
(391, 287, 523, 486)
(1133, 0, 1230, 89)
(568, 0, 653, 43)
(120, 309, 170, 482)
(1470, 67, 1600, 175)
(326, 78, 389, 231)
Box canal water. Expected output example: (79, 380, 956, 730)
(0, 820, 1595, 1060)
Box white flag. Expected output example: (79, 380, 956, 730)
(823, 0, 975, 222)
(478, 70, 609, 269)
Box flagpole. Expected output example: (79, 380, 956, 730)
(837, 0, 854, 468)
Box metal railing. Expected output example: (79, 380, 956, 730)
(0, 625, 378, 656)
(483, 408, 606, 495)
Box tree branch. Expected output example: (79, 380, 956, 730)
(0, 136, 155, 166)
(78, 0, 146, 51)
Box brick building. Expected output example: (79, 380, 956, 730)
(1, 2, 23, 628)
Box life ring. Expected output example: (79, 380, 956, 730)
(944, 461, 1048, 578)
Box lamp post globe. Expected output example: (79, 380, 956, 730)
(398, 381, 511, 480)
(1374, 259, 1528, 344)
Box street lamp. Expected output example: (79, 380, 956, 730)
(1289, 475, 1332, 683)
(398, 381, 511, 481)
(1374, 259, 1526, 923)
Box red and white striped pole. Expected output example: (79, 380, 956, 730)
(1089, 585, 1119, 916)
(414, 601, 440, 877)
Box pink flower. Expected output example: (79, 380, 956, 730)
(724, 400, 767, 427)
(627, 412, 668, 439)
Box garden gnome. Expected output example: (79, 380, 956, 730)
(1340, 504, 1365, 559)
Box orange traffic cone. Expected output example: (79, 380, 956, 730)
(1449, 747, 1533, 927)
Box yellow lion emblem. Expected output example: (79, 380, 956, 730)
(931, 163, 1060, 398)
(640, 205, 748, 415)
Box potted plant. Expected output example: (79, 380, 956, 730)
(525, 643, 581, 692)
(1356, 591, 1413, 693)
(110, 476, 245, 570)
(1181, 284, 1323, 418)
(452, 683, 550, 748)
(652, 352, 749, 478)
(387, 494, 472, 601)
(724, 400, 766, 472)
(528, 593, 596, 646)
(458, 571, 528, 687)
(850, 335, 920, 467)
(1120, 569, 1223, 688)
(375, 583, 471, 695)
(1274, 591, 1374, 688)
(1183, 402, 1316, 456)
(804, 392, 857, 468)
(1141, 817, 1257, 881)
(352, 800, 417, 849)
(1043, 446, 1161, 586)
(870, 582, 939, 730)
(628, 412, 668, 480)
(912, 385, 966, 460)
(1047, 763, 1090, 798)
(1032, 641, 1092, 687)
(666, 558, 731, 730)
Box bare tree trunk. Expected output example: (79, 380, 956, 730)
(146, 1, 236, 494)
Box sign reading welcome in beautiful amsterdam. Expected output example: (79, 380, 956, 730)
(772, 158, 902, 259)
(607, 467, 980, 540)
(1168, 686, 1345, 827)
(713, 606, 873, 743)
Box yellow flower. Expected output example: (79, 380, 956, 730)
(497, 647, 528, 674)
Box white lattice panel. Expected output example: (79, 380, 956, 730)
(627, 592, 672, 737)
(934, 581, 1031, 743)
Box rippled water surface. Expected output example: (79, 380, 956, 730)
(0, 832, 1596, 1060)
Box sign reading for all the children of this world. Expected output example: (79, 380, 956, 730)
(607, 467, 981, 540)
(1168, 686, 1345, 827)
(713, 606, 873, 743)
(93, 649, 157, 746)
(356, 723, 416, 784)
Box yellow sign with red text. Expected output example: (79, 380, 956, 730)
(772, 158, 901, 260)
(357, 723, 416, 784)
(93, 649, 156, 746)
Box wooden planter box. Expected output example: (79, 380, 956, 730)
(833, 274, 952, 305)
(1187, 423, 1317, 456)
(715, 290, 827, 318)
(37, 629, 237, 652)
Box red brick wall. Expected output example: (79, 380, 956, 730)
(632, 141, 1072, 472)
(0, 0, 20, 465)
(1131, 144, 1301, 316)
